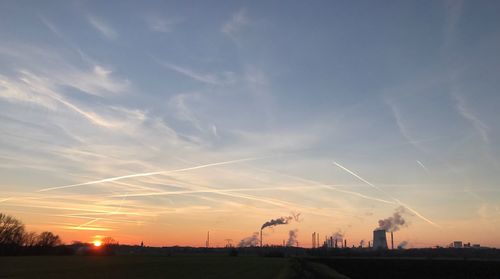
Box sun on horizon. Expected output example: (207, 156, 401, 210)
(93, 240, 102, 247)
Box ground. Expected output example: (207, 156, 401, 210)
(0, 255, 345, 279)
(2, 255, 499, 278)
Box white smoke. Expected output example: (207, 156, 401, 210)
(238, 232, 260, 247)
(378, 206, 407, 232)
(286, 229, 298, 247)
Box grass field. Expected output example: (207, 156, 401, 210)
(0, 255, 352, 279)
(6, 255, 497, 279)
(0, 256, 289, 279)
(313, 257, 500, 279)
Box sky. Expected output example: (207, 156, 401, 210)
(1, 0, 499, 248)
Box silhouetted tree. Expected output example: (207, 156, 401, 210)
(0, 213, 26, 255)
(102, 236, 118, 246)
(36, 231, 61, 247)
(23, 231, 38, 247)
(1, 213, 63, 255)
(0, 213, 25, 245)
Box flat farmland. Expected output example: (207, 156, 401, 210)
(312, 257, 500, 279)
(0, 256, 289, 279)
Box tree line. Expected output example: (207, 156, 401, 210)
(0, 212, 62, 255)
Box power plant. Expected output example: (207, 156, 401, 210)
(373, 229, 388, 250)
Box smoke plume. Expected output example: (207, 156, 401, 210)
(261, 213, 301, 230)
(286, 229, 298, 247)
(331, 230, 344, 241)
(359, 240, 365, 247)
(398, 241, 409, 249)
(377, 206, 407, 232)
(238, 232, 259, 247)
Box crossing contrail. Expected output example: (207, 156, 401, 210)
(416, 160, 430, 173)
(332, 161, 440, 228)
(253, 167, 398, 207)
(38, 157, 264, 192)
(110, 185, 319, 198)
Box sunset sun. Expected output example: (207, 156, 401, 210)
(93, 240, 102, 247)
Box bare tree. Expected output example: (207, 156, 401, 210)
(102, 236, 118, 246)
(0, 213, 25, 246)
(23, 231, 38, 247)
(36, 231, 61, 247)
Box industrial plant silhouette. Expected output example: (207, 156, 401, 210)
(2, 211, 500, 279)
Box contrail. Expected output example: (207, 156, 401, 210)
(416, 160, 430, 173)
(322, 186, 397, 206)
(110, 185, 319, 198)
(333, 162, 383, 192)
(394, 199, 440, 228)
(332, 161, 440, 228)
(38, 157, 264, 192)
(253, 167, 396, 207)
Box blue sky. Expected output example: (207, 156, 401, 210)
(0, 0, 499, 247)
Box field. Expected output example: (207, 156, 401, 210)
(0, 256, 287, 279)
(0, 255, 349, 279)
(3, 255, 500, 278)
(312, 257, 500, 279)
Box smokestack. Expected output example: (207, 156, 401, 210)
(391, 231, 394, 250)
(260, 229, 262, 247)
(344, 239, 347, 248)
(373, 229, 388, 250)
(317, 233, 319, 248)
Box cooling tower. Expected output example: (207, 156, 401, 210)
(373, 229, 388, 250)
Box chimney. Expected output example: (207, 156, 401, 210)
(344, 239, 347, 248)
(373, 229, 388, 250)
(391, 231, 394, 250)
(317, 233, 320, 248)
(260, 229, 263, 247)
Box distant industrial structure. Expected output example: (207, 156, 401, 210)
(373, 229, 388, 250)
(311, 232, 320, 248)
(450, 241, 481, 249)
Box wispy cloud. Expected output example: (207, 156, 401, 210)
(0, 44, 129, 97)
(169, 93, 204, 132)
(159, 61, 235, 85)
(452, 92, 489, 143)
(38, 15, 63, 37)
(145, 15, 182, 33)
(385, 98, 429, 152)
(87, 15, 118, 40)
(0, 70, 123, 129)
(221, 8, 248, 36)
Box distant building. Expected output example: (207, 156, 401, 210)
(373, 229, 388, 250)
(453, 241, 462, 248)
